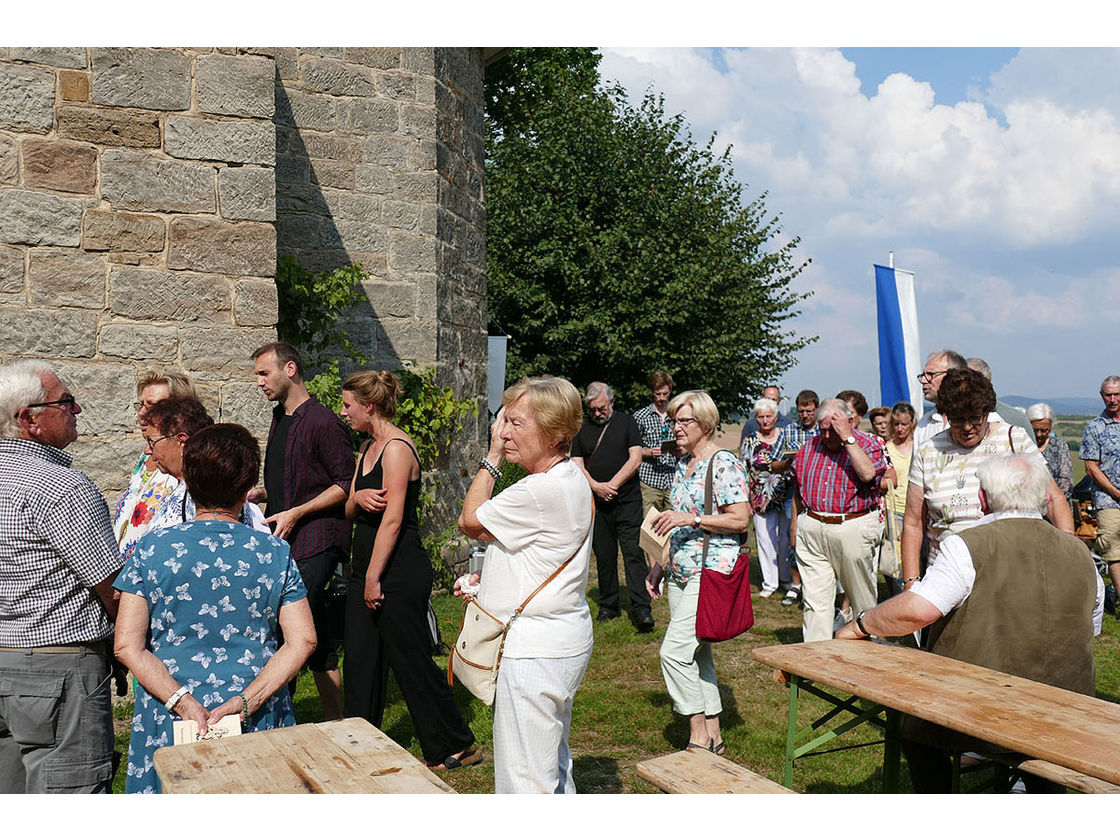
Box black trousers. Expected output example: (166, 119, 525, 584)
(592, 496, 650, 614)
(342, 559, 474, 764)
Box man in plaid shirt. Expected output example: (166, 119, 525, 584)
(633, 371, 676, 534)
(789, 398, 887, 643)
(0, 360, 122, 793)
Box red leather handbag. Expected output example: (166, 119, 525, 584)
(694, 452, 754, 642)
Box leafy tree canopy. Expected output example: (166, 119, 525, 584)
(485, 48, 815, 417)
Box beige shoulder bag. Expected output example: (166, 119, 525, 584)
(448, 513, 593, 706)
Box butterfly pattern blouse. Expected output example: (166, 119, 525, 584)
(113, 520, 307, 793)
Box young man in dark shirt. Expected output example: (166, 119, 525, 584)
(251, 342, 354, 719)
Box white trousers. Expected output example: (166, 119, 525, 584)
(796, 512, 881, 643)
(493, 652, 591, 794)
(659, 575, 722, 717)
(754, 508, 789, 591)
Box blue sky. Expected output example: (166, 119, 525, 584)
(598, 46, 1120, 410)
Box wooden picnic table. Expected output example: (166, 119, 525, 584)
(154, 717, 456, 794)
(751, 639, 1120, 791)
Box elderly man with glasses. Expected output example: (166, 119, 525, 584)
(571, 382, 652, 631)
(0, 360, 122, 793)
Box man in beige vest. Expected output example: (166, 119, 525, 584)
(837, 453, 1101, 793)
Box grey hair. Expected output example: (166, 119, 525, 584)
(753, 397, 779, 417)
(816, 398, 853, 423)
(0, 360, 52, 439)
(1101, 376, 1120, 392)
(976, 453, 1050, 514)
(926, 349, 967, 369)
(1026, 402, 1056, 423)
(584, 381, 614, 403)
(966, 357, 992, 380)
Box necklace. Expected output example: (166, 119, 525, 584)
(194, 509, 240, 523)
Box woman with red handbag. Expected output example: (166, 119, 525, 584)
(645, 390, 750, 756)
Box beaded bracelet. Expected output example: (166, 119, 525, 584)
(165, 685, 190, 712)
(479, 457, 503, 480)
(238, 692, 249, 726)
(902, 576, 920, 584)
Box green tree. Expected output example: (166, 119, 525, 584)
(485, 48, 814, 416)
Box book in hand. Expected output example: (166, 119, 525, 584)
(640, 506, 670, 561)
(172, 714, 243, 746)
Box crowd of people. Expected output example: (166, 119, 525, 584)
(0, 347, 1113, 795)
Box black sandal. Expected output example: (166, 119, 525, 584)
(711, 740, 725, 756)
(686, 740, 713, 751)
(430, 747, 483, 770)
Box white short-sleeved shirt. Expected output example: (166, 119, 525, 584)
(911, 511, 1104, 635)
(476, 459, 594, 659)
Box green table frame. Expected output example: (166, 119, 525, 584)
(782, 674, 903, 791)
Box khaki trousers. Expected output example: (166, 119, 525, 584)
(1098, 507, 1120, 567)
(796, 512, 882, 643)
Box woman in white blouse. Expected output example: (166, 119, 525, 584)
(458, 376, 594, 794)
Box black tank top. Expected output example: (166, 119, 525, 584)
(351, 438, 424, 579)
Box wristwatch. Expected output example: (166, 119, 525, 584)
(844, 434, 857, 445)
(855, 609, 871, 638)
(694, 514, 702, 527)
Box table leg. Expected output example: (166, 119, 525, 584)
(784, 675, 799, 788)
(883, 708, 901, 793)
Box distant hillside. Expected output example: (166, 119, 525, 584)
(1001, 395, 1101, 416)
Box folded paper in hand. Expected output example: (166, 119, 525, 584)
(172, 713, 243, 746)
(640, 506, 669, 560)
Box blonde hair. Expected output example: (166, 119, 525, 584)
(502, 376, 582, 452)
(342, 370, 404, 420)
(137, 370, 197, 400)
(667, 390, 719, 437)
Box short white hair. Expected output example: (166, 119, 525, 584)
(1102, 375, 1120, 392)
(966, 357, 992, 381)
(816, 398, 853, 423)
(976, 454, 1050, 513)
(584, 381, 613, 403)
(1026, 402, 1056, 423)
(0, 360, 51, 439)
(753, 397, 778, 417)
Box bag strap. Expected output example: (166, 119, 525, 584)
(1009, 425, 1015, 452)
(511, 504, 596, 619)
(587, 413, 614, 466)
(701, 454, 714, 565)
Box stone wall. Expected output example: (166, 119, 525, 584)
(269, 47, 488, 536)
(0, 46, 488, 538)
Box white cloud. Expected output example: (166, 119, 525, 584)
(597, 46, 1120, 399)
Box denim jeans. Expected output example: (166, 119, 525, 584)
(0, 647, 114, 793)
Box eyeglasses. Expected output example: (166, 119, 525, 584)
(144, 433, 177, 449)
(133, 399, 160, 412)
(916, 370, 948, 383)
(22, 396, 78, 415)
(946, 415, 986, 429)
(671, 417, 698, 427)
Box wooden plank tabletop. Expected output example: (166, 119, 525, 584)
(751, 639, 1120, 786)
(154, 717, 456, 794)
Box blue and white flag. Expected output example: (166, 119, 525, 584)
(875, 264, 923, 410)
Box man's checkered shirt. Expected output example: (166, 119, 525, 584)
(633, 403, 676, 490)
(0, 438, 122, 646)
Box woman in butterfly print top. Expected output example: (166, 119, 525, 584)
(114, 424, 315, 794)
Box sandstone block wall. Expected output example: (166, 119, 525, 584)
(0, 47, 488, 535)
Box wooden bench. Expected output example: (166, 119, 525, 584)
(974, 753, 1120, 794)
(637, 748, 796, 794)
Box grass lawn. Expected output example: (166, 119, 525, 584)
(112, 544, 1120, 794)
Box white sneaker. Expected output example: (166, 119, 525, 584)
(758, 587, 778, 598)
